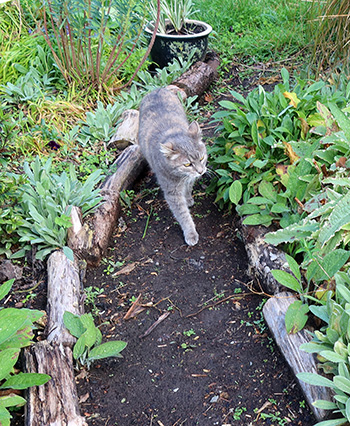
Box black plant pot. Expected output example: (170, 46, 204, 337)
(145, 19, 212, 69)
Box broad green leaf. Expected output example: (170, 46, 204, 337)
(0, 348, 20, 381)
(271, 270, 302, 293)
(63, 312, 86, 339)
(264, 221, 319, 245)
(300, 342, 329, 353)
(313, 419, 349, 426)
(312, 400, 337, 410)
(88, 341, 127, 361)
(228, 180, 242, 205)
(1, 372, 51, 390)
(334, 376, 350, 394)
(285, 300, 309, 334)
(79, 314, 97, 349)
(285, 254, 301, 282)
(0, 406, 10, 426)
(0, 279, 14, 301)
(319, 192, 350, 247)
(319, 350, 346, 363)
(242, 214, 272, 226)
(297, 372, 335, 388)
(0, 393, 26, 408)
(63, 246, 74, 262)
(0, 325, 34, 350)
(229, 90, 246, 104)
(328, 103, 350, 140)
(307, 250, 350, 282)
(0, 310, 27, 346)
(258, 180, 277, 202)
(73, 335, 86, 360)
(247, 196, 274, 206)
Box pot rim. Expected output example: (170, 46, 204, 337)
(145, 19, 212, 39)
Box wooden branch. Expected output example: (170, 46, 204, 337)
(240, 223, 291, 294)
(25, 249, 86, 425)
(24, 342, 87, 426)
(109, 109, 140, 149)
(73, 144, 147, 266)
(172, 51, 220, 98)
(46, 250, 84, 345)
(263, 292, 334, 422)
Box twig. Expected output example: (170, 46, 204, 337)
(142, 206, 153, 239)
(186, 294, 248, 318)
(140, 312, 170, 338)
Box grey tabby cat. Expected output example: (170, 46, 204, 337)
(138, 87, 207, 246)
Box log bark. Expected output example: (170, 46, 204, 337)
(24, 341, 87, 426)
(172, 51, 220, 98)
(74, 144, 147, 266)
(240, 223, 291, 294)
(25, 248, 86, 426)
(108, 109, 140, 149)
(46, 250, 84, 345)
(263, 292, 334, 421)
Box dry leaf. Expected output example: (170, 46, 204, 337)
(113, 262, 137, 277)
(79, 393, 90, 403)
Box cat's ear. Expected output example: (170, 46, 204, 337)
(188, 121, 202, 139)
(160, 141, 175, 157)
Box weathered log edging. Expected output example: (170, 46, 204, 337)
(24, 251, 86, 425)
(263, 293, 334, 422)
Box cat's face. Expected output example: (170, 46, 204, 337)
(160, 121, 207, 178)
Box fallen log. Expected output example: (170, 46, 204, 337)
(240, 223, 291, 295)
(108, 109, 140, 149)
(24, 250, 86, 425)
(172, 51, 220, 98)
(263, 292, 334, 422)
(72, 144, 147, 267)
(24, 342, 87, 426)
(46, 250, 84, 345)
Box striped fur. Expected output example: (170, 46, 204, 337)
(138, 88, 207, 245)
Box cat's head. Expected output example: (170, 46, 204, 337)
(160, 121, 207, 178)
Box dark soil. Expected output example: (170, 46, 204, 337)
(8, 66, 317, 426)
(74, 171, 315, 426)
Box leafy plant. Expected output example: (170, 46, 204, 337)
(0, 279, 51, 426)
(38, 0, 160, 94)
(149, 0, 198, 34)
(271, 254, 310, 334)
(13, 156, 103, 261)
(63, 311, 127, 369)
(0, 170, 25, 257)
(208, 68, 348, 224)
(297, 273, 350, 426)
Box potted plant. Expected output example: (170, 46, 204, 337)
(145, 0, 212, 68)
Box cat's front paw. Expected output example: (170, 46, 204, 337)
(184, 229, 199, 246)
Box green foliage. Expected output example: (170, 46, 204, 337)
(37, 0, 153, 93)
(63, 311, 127, 369)
(193, 0, 313, 64)
(0, 169, 25, 257)
(298, 273, 350, 425)
(309, 0, 350, 75)
(149, 0, 199, 34)
(13, 156, 103, 261)
(0, 279, 51, 426)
